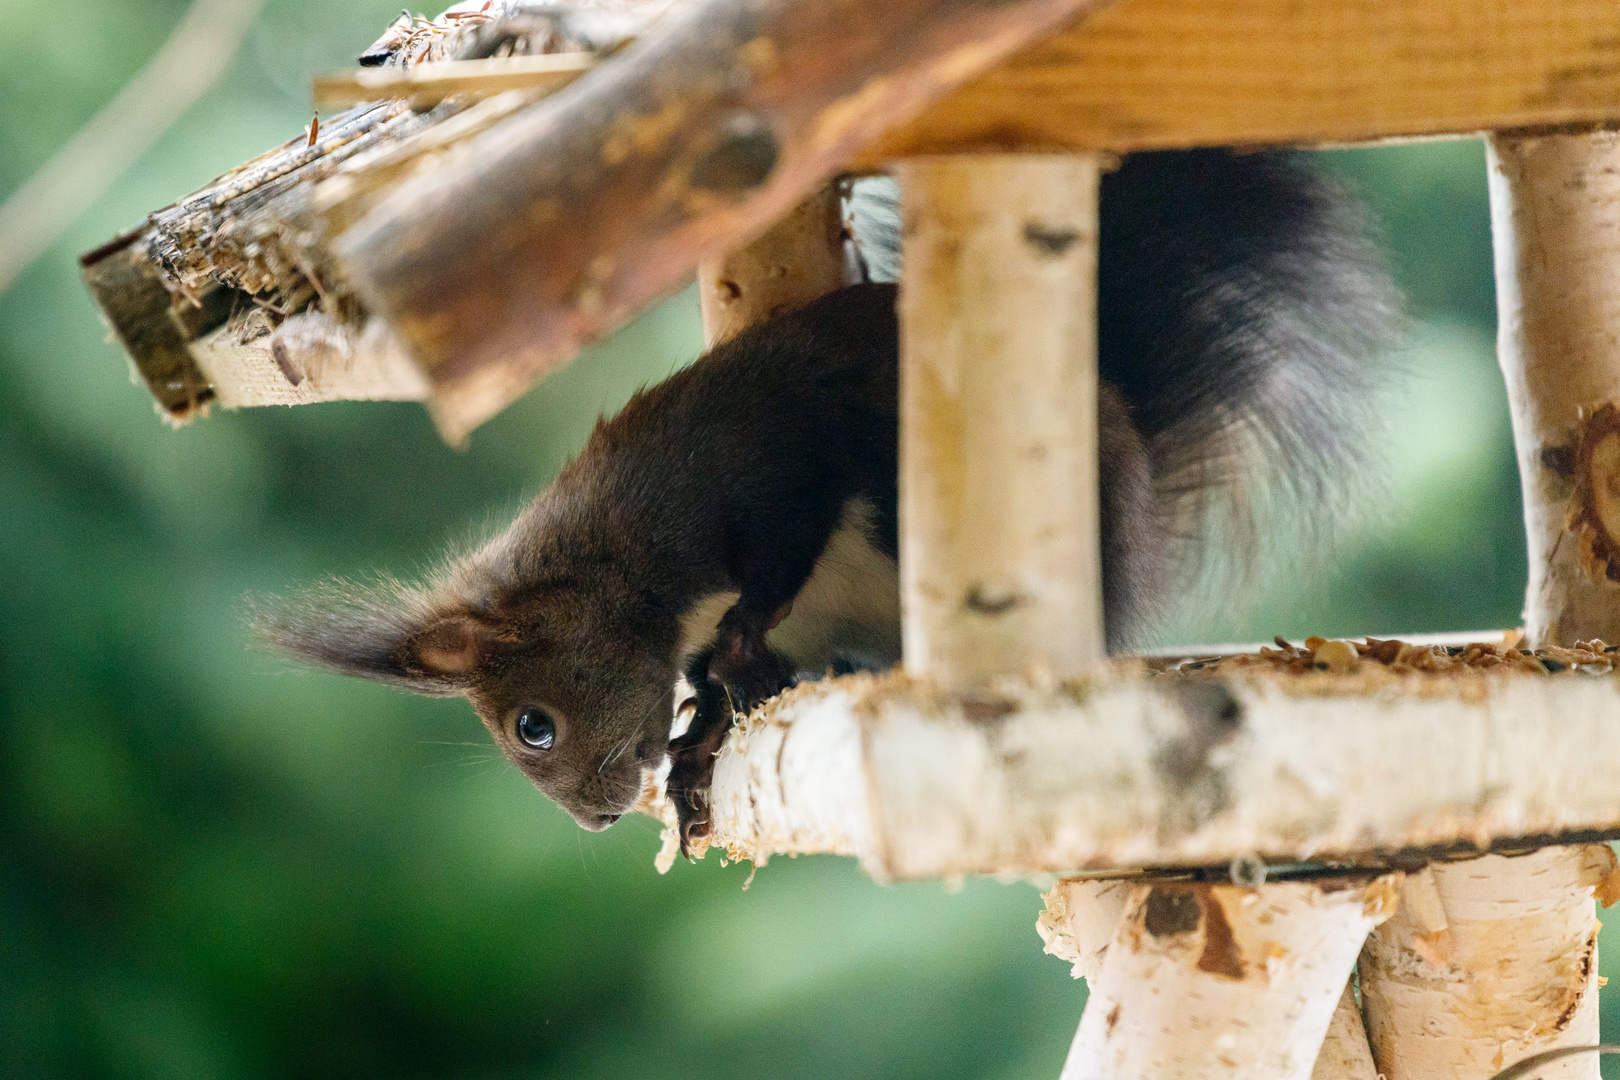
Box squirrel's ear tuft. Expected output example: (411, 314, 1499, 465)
(250, 580, 492, 697)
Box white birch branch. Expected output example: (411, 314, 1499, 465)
(1312, 984, 1380, 1080)
(1362, 126, 1620, 1080)
(1360, 847, 1620, 1079)
(1051, 876, 1399, 1080)
(685, 666, 1620, 879)
(1488, 128, 1620, 648)
(895, 155, 1106, 688)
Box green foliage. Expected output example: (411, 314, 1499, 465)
(0, 3, 1611, 1077)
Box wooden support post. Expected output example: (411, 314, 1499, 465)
(698, 185, 848, 347)
(1356, 127, 1620, 1080)
(1359, 848, 1618, 1080)
(1040, 875, 1399, 1080)
(895, 154, 1106, 689)
(1311, 983, 1380, 1080)
(1488, 128, 1620, 648)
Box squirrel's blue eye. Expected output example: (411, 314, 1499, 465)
(517, 708, 555, 751)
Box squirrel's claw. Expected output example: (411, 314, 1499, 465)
(667, 615, 799, 860)
(667, 672, 729, 860)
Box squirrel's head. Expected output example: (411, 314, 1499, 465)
(256, 564, 681, 831)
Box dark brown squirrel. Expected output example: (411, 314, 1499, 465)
(259, 150, 1400, 854)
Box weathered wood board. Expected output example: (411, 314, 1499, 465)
(870, 0, 1620, 159)
(83, 0, 1620, 438)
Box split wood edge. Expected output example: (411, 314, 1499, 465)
(312, 53, 595, 112)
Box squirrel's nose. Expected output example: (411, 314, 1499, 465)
(581, 812, 621, 832)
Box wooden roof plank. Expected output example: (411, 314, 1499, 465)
(871, 0, 1620, 158)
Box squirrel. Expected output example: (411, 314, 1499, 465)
(260, 149, 1399, 855)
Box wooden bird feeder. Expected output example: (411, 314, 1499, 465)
(81, 0, 1620, 1076)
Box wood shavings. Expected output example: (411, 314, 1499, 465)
(1163, 634, 1620, 680)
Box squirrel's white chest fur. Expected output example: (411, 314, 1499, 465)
(675, 496, 901, 677)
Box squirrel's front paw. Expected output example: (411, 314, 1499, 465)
(667, 676, 731, 860)
(667, 622, 798, 859)
(709, 639, 798, 716)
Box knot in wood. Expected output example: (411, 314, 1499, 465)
(690, 113, 778, 194)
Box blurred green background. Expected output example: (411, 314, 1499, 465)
(0, 1, 1599, 1077)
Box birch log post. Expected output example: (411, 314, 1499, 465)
(698, 185, 848, 346)
(336, 0, 1117, 442)
(1311, 984, 1380, 1080)
(894, 154, 1105, 688)
(1487, 128, 1620, 648)
(1359, 126, 1620, 1080)
(1035, 882, 1384, 1078)
(1045, 875, 1399, 1080)
(1359, 847, 1620, 1080)
(700, 662, 1620, 881)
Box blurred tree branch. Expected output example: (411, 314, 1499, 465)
(0, 0, 268, 296)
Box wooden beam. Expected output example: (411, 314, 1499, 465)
(697, 184, 848, 347)
(318, 0, 1620, 162)
(894, 154, 1106, 688)
(312, 53, 595, 112)
(81, 239, 215, 423)
(1488, 129, 1620, 648)
(866, 0, 1620, 159)
(334, 0, 1118, 442)
(89, 0, 1620, 439)
(680, 654, 1620, 880)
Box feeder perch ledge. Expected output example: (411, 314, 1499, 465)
(664, 661, 1620, 881)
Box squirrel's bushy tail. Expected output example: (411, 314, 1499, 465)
(847, 150, 1402, 636)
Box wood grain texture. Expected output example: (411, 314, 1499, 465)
(81, 241, 215, 423)
(189, 313, 428, 408)
(336, 0, 1117, 442)
(866, 0, 1620, 158)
